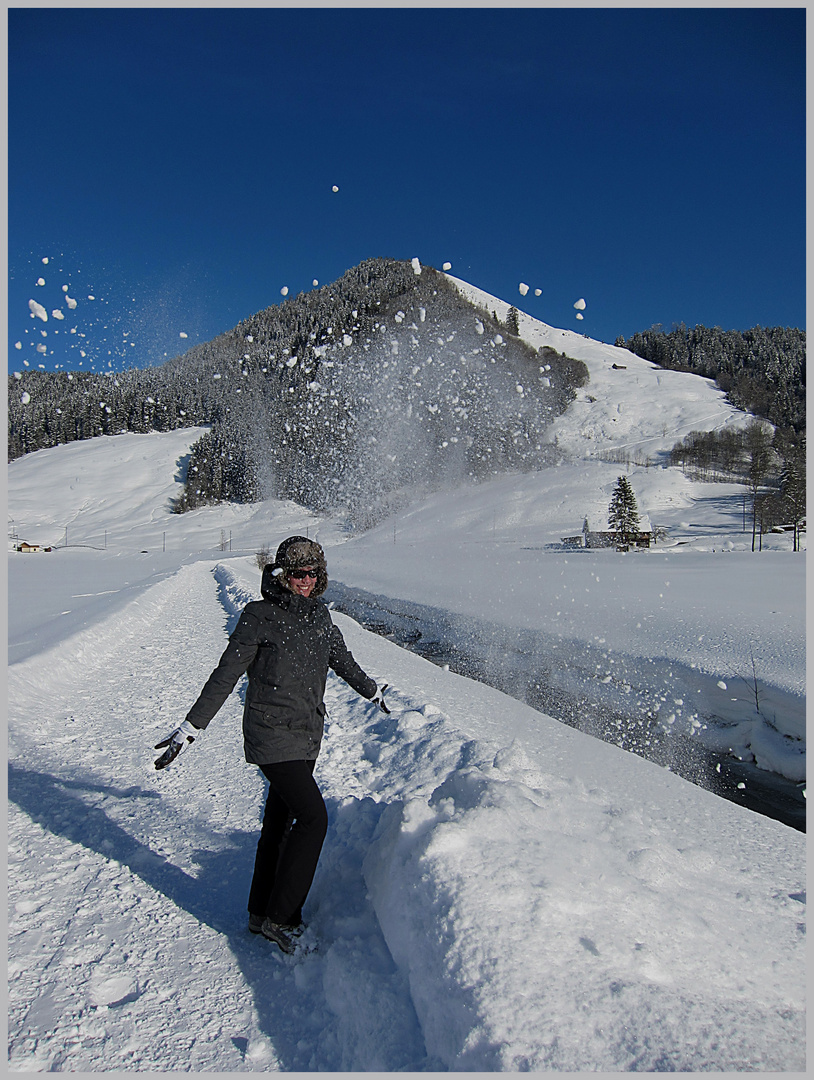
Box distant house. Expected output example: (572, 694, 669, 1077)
(561, 520, 655, 550)
(17, 541, 51, 553)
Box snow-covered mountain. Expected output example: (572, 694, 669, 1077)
(8, 287, 805, 1070)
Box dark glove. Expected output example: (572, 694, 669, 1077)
(371, 684, 390, 714)
(154, 720, 199, 770)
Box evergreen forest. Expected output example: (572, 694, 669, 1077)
(616, 323, 805, 435)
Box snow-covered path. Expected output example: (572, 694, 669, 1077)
(8, 554, 806, 1071)
(8, 560, 428, 1070)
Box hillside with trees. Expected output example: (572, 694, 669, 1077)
(8, 259, 588, 529)
(616, 323, 805, 435)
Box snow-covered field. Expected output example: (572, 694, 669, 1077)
(7, 300, 806, 1070)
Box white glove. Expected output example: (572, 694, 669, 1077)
(154, 719, 199, 770)
(371, 684, 390, 714)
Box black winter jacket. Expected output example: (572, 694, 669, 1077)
(185, 567, 377, 764)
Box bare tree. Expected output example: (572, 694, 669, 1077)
(743, 421, 775, 552)
(780, 437, 806, 552)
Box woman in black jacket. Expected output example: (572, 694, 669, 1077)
(154, 536, 388, 954)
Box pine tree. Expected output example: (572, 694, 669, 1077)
(608, 476, 640, 548)
(505, 306, 520, 336)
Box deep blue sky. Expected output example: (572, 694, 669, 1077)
(8, 6, 805, 375)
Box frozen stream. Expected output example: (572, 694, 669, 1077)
(326, 582, 805, 832)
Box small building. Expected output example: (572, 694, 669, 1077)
(17, 541, 51, 553)
(561, 520, 655, 550)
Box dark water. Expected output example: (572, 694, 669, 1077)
(326, 583, 805, 833)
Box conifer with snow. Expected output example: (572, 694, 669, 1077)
(607, 475, 640, 547)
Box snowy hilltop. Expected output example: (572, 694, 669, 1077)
(7, 281, 806, 1070)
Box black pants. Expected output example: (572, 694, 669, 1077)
(247, 759, 328, 926)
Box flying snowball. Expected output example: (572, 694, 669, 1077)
(88, 295, 95, 300)
(14, 341, 22, 350)
(343, 334, 353, 346)
(519, 282, 529, 296)
(62, 285, 68, 292)
(36, 344, 47, 354)
(576, 312, 584, 320)
(411, 257, 422, 275)
(717, 681, 727, 690)
(51, 310, 65, 320)
(42, 257, 49, 264)
(20, 392, 31, 405)
(574, 298, 586, 310)
(179, 332, 188, 338)
(443, 262, 452, 271)
(65, 296, 77, 309)
(332, 185, 339, 192)
(36, 277, 45, 286)
(534, 288, 542, 296)
(312, 279, 319, 287)
(281, 286, 289, 296)
(28, 299, 48, 321)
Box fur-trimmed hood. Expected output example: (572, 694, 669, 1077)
(265, 535, 328, 597)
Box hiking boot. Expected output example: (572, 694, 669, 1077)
(261, 918, 296, 954)
(248, 913, 264, 934)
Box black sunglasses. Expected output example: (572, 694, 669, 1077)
(288, 567, 319, 579)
